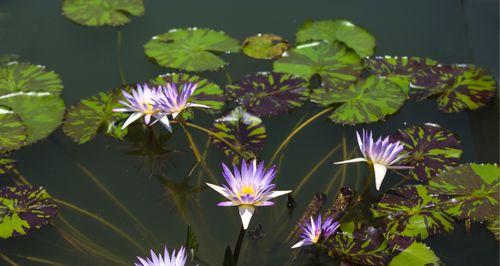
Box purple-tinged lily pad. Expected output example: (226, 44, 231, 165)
(388, 241, 440, 266)
(392, 123, 462, 182)
(225, 72, 308, 116)
(487, 216, 499, 241)
(428, 163, 499, 222)
(0, 185, 57, 239)
(211, 107, 266, 164)
(242, 34, 289, 59)
(411, 64, 497, 113)
(371, 185, 454, 240)
(0, 154, 15, 175)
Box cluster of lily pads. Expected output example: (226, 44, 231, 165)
(0, 1, 498, 265)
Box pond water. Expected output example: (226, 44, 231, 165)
(0, 0, 498, 265)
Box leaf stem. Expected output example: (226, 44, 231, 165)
(117, 29, 127, 85)
(0, 253, 20, 266)
(179, 122, 217, 181)
(9, 254, 68, 266)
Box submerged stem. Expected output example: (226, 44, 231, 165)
(9, 254, 68, 266)
(0, 253, 20, 266)
(180, 123, 217, 181)
(117, 29, 127, 85)
(233, 226, 246, 263)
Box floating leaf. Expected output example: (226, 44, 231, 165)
(0, 111, 27, 151)
(63, 90, 128, 144)
(296, 19, 376, 58)
(372, 185, 454, 240)
(388, 242, 440, 266)
(144, 28, 240, 72)
(0, 155, 15, 175)
(0, 186, 57, 239)
(225, 72, 308, 116)
(428, 163, 499, 221)
(211, 107, 266, 164)
(0, 61, 65, 144)
(310, 75, 405, 124)
(364, 56, 437, 95)
(242, 34, 289, 59)
(273, 41, 362, 89)
(62, 0, 145, 27)
(149, 73, 225, 112)
(392, 123, 462, 182)
(412, 64, 497, 113)
(185, 225, 199, 253)
(329, 221, 391, 266)
(487, 217, 499, 241)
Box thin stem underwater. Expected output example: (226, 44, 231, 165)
(116, 29, 127, 85)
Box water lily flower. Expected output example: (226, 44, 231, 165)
(334, 130, 411, 191)
(206, 159, 292, 229)
(113, 84, 164, 129)
(291, 214, 340, 248)
(135, 246, 187, 266)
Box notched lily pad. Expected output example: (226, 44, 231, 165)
(296, 19, 376, 58)
(0, 185, 57, 239)
(388, 241, 440, 266)
(225, 72, 308, 116)
(242, 34, 289, 59)
(0, 61, 65, 144)
(310, 75, 405, 124)
(273, 41, 362, 90)
(0, 111, 27, 151)
(372, 185, 454, 240)
(211, 107, 266, 164)
(487, 216, 499, 241)
(63, 90, 129, 144)
(392, 123, 462, 182)
(144, 28, 240, 72)
(62, 0, 145, 27)
(412, 64, 497, 113)
(428, 163, 499, 221)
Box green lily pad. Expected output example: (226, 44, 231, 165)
(0, 61, 65, 144)
(388, 242, 440, 266)
(364, 56, 437, 95)
(296, 19, 376, 58)
(412, 64, 497, 113)
(0, 111, 27, 151)
(273, 41, 362, 89)
(372, 185, 454, 240)
(0, 185, 57, 239)
(63, 90, 129, 144)
(310, 75, 406, 124)
(62, 0, 145, 27)
(0, 155, 15, 175)
(428, 163, 499, 222)
(242, 34, 289, 59)
(144, 28, 240, 72)
(211, 107, 266, 164)
(392, 123, 462, 182)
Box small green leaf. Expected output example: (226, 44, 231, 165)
(185, 225, 199, 253)
(388, 242, 440, 266)
(62, 0, 145, 27)
(144, 28, 240, 72)
(242, 34, 289, 59)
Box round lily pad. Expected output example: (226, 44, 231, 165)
(0, 185, 57, 239)
(296, 19, 376, 58)
(392, 123, 462, 182)
(273, 41, 362, 90)
(144, 28, 240, 72)
(242, 34, 289, 59)
(388, 242, 440, 266)
(372, 185, 454, 240)
(0, 111, 27, 151)
(211, 107, 266, 163)
(225, 72, 308, 116)
(364, 56, 437, 95)
(412, 64, 497, 113)
(428, 163, 499, 222)
(0, 61, 65, 145)
(63, 90, 129, 144)
(62, 0, 145, 27)
(310, 75, 406, 124)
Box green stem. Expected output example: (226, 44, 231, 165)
(0, 253, 20, 266)
(233, 226, 246, 263)
(117, 29, 127, 85)
(180, 122, 217, 181)
(9, 254, 68, 266)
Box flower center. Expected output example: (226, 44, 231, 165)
(240, 185, 255, 196)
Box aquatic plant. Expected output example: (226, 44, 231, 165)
(135, 246, 188, 266)
(291, 214, 340, 248)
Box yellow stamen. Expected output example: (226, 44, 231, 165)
(240, 185, 255, 195)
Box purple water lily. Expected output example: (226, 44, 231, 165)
(135, 246, 188, 266)
(292, 214, 340, 248)
(334, 130, 411, 190)
(207, 159, 292, 229)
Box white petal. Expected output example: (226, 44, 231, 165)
(333, 157, 367, 164)
(122, 112, 142, 129)
(188, 103, 211, 109)
(206, 183, 230, 198)
(158, 116, 172, 132)
(171, 112, 180, 119)
(373, 163, 388, 191)
(112, 108, 130, 112)
(291, 240, 306, 249)
(264, 190, 292, 200)
(238, 205, 255, 230)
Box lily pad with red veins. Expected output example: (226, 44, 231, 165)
(225, 72, 308, 116)
(391, 123, 462, 182)
(242, 34, 289, 59)
(371, 185, 454, 240)
(411, 64, 497, 113)
(0, 185, 57, 239)
(428, 163, 499, 222)
(211, 107, 266, 164)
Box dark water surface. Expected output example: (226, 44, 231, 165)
(0, 0, 498, 265)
